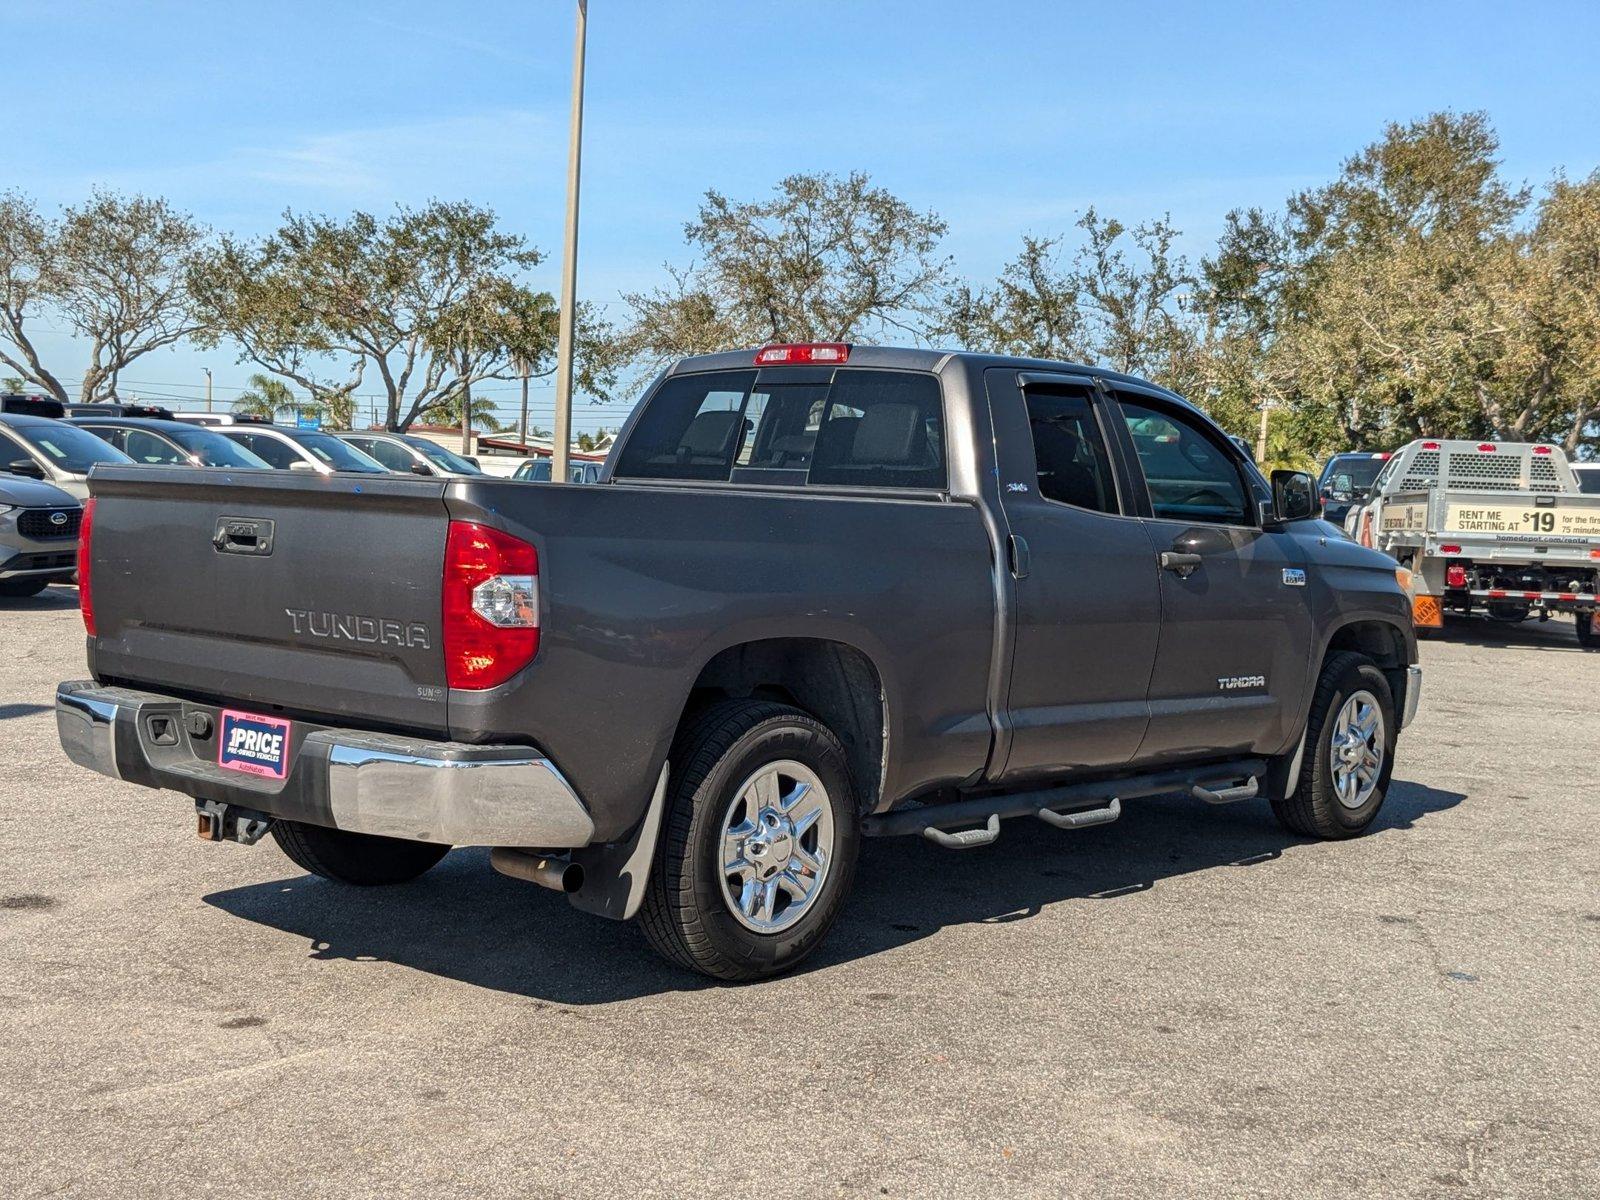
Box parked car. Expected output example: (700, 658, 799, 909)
(68, 417, 272, 469)
(334, 431, 486, 477)
(512, 458, 602, 483)
(0, 474, 81, 597)
(61, 403, 176, 420)
(1572, 462, 1600, 496)
(216, 426, 388, 474)
(169, 413, 274, 427)
(57, 343, 1420, 981)
(1316, 451, 1392, 529)
(0, 394, 66, 418)
(0, 413, 133, 501)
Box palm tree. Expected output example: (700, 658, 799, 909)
(422, 390, 503, 433)
(233, 373, 303, 421)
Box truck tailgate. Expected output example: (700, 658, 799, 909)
(87, 467, 451, 733)
(1434, 490, 1600, 541)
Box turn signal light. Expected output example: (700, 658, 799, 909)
(443, 521, 539, 690)
(754, 343, 850, 365)
(78, 496, 96, 636)
(1440, 544, 1462, 555)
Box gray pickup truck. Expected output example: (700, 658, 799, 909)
(56, 344, 1421, 979)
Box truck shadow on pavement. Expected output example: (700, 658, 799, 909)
(1429, 615, 1588, 652)
(203, 778, 1464, 1004)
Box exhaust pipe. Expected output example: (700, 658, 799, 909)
(490, 847, 585, 894)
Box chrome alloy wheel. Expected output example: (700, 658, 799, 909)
(1330, 689, 1385, 810)
(718, 760, 834, 934)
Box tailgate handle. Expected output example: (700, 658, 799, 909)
(212, 517, 275, 557)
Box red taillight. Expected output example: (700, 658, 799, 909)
(753, 343, 850, 365)
(1446, 565, 1467, 589)
(1440, 544, 1462, 555)
(1476, 443, 1497, 452)
(442, 521, 539, 690)
(77, 497, 96, 636)
(1374, 452, 1392, 460)
(1422, 441, 1441, 450)
(1533, 445, 1553, 455)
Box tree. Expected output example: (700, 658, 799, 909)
(941, 210, 1257, 435)
(0, 190, 208, 404)
(190, 201, 617, 432)
(233, 373, 303, 421)
(622, 172, 951, 364)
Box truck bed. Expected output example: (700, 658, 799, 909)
(82, 465, 998, 839)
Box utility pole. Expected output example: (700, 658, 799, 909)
(1256, 399, 1271, 463)
(461, 378, 473, 454)
(551, 0, 587, 484)
(203, 367, 213, 413)
(515, 355, 531, 448)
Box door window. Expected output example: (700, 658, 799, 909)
(1118, 399, 1250, 525)
(121, 430, 188, 464)
(359, 439, 415, 471)
(230, 432, 298, 469)
(1023, 391, 1118, 514)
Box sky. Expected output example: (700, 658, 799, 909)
(4, 0, 1600, 432)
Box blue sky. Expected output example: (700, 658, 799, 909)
(5, 0, 1599, 430)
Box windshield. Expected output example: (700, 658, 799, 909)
(293, 432, 388, 472)
(1321, 456, 1387, 490)
(409, 439, 483, 474)
(12, 421, 133, 472)
(167, 427, 271, 468)
(516, 460, 553, 481)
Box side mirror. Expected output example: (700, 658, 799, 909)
(1270, 470, 1316, 524)
(3, 456, 44, 480)
(409, 461, 434, 476)
(463, 456, 480, 468)
(287, 460, 317, 472)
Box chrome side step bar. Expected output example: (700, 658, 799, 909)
(864, 759, 1266, 850)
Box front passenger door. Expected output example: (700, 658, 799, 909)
(1111, 391, 1313, 762)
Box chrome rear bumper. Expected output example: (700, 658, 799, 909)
(56, 680, 594, 848)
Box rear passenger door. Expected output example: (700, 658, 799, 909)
(1108, 388, 1313, 761)
(986, 371, 1161, 780)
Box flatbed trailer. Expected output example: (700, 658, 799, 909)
(1346, 439, 1600, 648)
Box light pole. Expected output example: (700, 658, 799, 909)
(203, 367, 213, 413)
(551, 0, 587, 484)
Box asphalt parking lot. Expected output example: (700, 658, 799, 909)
(2, 589, 1596, 1199)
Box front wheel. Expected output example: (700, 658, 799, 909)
(638, 700, 860, 981)
(1271, 651, 1397, 839)
(1577, 612, 1600, 651)
(270, 820, 450, 885)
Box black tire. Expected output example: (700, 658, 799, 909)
(270, 820, 449, 885)
(0, 578, 49, 598)
(637, 699, 860, 981)
(1271, 651, 1397, 840)
(1577, 612, 1600, 651)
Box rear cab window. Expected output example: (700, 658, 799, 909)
(614, 369, 945, 491)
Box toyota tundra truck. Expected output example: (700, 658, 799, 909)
(57, 344, 1421, 980)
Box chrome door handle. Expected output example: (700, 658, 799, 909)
(1160, 551, 1202, 577)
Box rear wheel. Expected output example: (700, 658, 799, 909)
(638, 700, 860, 981)
(270, 820, 449, 885)
(1271, 651, 1396, 839)
(1577, 611, 1600, 651)
(0, 578, 49, 598)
